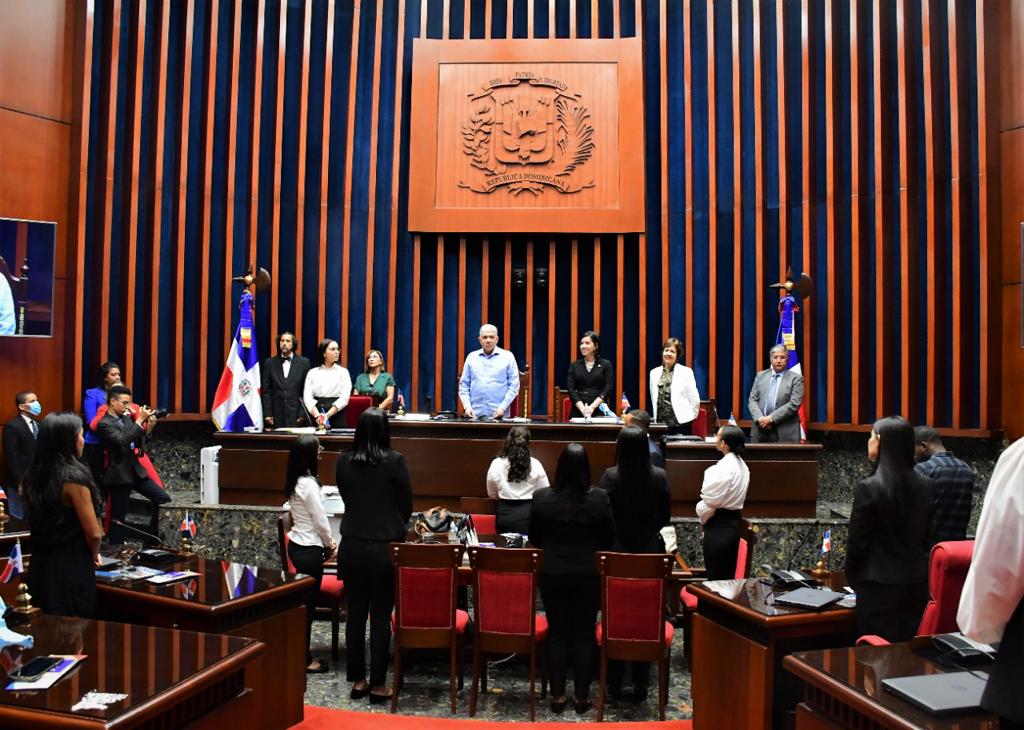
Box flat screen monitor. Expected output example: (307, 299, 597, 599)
(0, 217, 56, 338)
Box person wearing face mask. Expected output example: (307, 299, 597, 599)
(261, 332, 311, 430)
(648, 337, 701, 435)
(96, 385, 171, 545)
(3, 390, 42, 516)
(844, 416, 933, 642)
(303, 339, 352, 428)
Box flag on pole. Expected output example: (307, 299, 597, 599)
(775, 293, 807, 442)
(179, 511, 197, 539)
(620, 393, 630, 415)
(0, 541, 23, 584)
(397, 391, 405, 412)
(212, 291, 263, 432)
(0, 486, 7, 501)
(820, 529, 832, 555)
(728, 412, 738, 426)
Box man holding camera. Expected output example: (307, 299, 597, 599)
(97, 385, 170, 545)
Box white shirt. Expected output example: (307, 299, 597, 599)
(286, 476, 334, 548)
(282, 356, 291, 379)
(486, 456, 550, 501)
(303, 364, 352, 413)
(695, 452, 750, 525)
(957, 437, 1024, 644)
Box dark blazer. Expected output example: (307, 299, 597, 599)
(566, 358, 615, 418)
(748, 368, 805, 443)
(337, 451, 414, 542)
(2, 416, 35, 490)
(599, 466, 672, 553)
(844, 470, 933, 586)
(528, 487, 616, 576)
(96, 413, 148, 485)
(260, 354, 311, 428)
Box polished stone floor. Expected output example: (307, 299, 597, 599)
(304, 620, 694, 722)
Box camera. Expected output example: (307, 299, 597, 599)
(151, 408, 169, 419)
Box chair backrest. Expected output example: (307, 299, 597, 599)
(691, 408, 709, 438)
(391, 542, 465, 648)
(468, 547, 542, 650)
(459, 498, 498, 533)
(698, 399, 721, 433)
(276, 512, 297, 572)
(345, 395, 373, 427)
(595, 551, 673, 661)
(734, 519, 757, 579)
(918, 540, 975, 636)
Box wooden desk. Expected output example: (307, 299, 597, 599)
(689, 575, 857, 729)
(95, 555, 312, 730)
(664, 442, 822, 517)
(784, 640, 999, 729)
(216, 423, 820, 516)
(0, 614, 263, 728)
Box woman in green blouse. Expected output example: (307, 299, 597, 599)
(352, 350, 396, 411)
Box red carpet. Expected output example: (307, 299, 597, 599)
(293, 705, 693, 729)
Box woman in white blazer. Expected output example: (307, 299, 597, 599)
(648, 337, 701, 435)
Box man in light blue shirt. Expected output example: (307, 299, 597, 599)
(458, 324, 520, 418)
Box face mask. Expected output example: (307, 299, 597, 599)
(26, 401, 41, 416)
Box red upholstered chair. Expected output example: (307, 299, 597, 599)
(594, 552, 675, 722)
(459, 497, 498, 535)
(390, 542, 470, 713)
(857, 539, 975, 646)
(467, 546, 548, 719)
(344, 395, 373, 427)
(276, 513, 344, 660)
(679, 520, 756, 658)
(691, 407, 709, 438)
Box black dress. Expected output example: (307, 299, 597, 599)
(28, 492, 98, 618)
(566, 358, 615, 419)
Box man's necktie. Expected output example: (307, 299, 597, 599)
(766, 373, 782, 414)
(30, 420, 38, 438)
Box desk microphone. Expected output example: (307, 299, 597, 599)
(112, 519, 164, 547)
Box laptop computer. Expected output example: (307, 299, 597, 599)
(882, 671, 988, 715)
(773, 587, 846, 610)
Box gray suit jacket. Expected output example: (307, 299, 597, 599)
(747, 368, 804, 443)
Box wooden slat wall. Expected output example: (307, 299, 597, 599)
(69, 0, 1000, 435)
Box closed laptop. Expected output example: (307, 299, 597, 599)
(882, 671, 988, 715)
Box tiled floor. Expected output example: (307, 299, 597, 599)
(304, 620, 694, 722)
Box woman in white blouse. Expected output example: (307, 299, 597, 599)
(696, 425, 750, 579)
(486, 426, 550, 534)
(303, 339, 352, 428)
(648, 337, 701, 435)
(284, 434, 336, 673)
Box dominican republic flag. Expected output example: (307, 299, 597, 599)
(0, 486, 6, 500)
(821, 529, 832, 555)
(212, 291, 263, 432)
(775, 293, 808, 442)
(397, 391, 405, 411)
(221, 560, 259, 598)
(0, 541, 23, 584)
(180, 511, 197, 539)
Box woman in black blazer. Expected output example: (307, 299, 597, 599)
(597, 425, 672, 701)
(529, 443, 615, 715)
(845, 416, 934, 642)
(336, 408, 413, 704)
(566, 331, 615, 419)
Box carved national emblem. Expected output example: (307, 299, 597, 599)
(237, 378, 252, 398)
(459, 73, 595, 195)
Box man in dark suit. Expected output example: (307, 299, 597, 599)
(747, 344, 805, 443)
(97, 385, 170, 544)
(2, 391, 42, 516)
(261, 331, 311, 429)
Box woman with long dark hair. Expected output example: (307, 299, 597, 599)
(23, 413, 103, 617)
(336, 408, 413, 703)
(529, 443, 615, 714)
(283, 434, 335, 673)
(303, 339, 351, 428)
(597, 426, 672, 701)
(845, 416, 934, 642)
(696, 425, 750, 579)
(486, 426, 550, 534)
(566, 331, 615, 419)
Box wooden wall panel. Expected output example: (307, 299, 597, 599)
(55, 0, 1002, 437)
